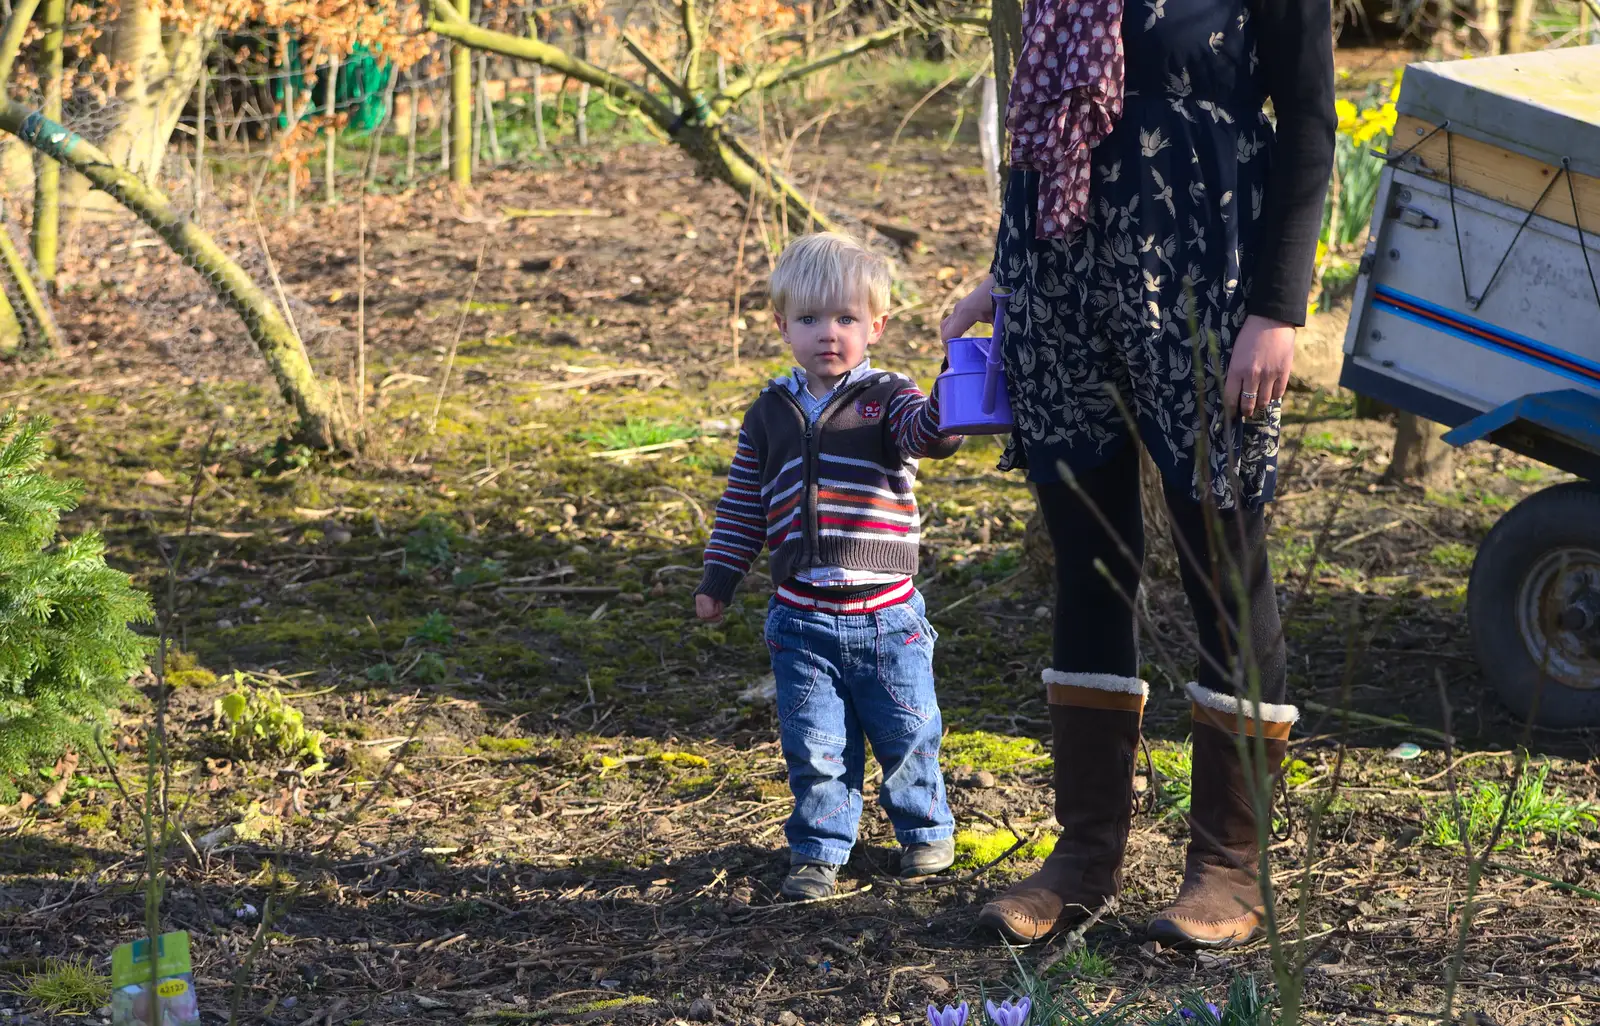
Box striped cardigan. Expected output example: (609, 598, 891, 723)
(696, 369, 961, 605)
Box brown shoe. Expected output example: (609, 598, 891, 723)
(1146, 683, 1295, 950)
(977, 672, 1145, 944)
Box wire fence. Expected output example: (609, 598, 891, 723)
(0, 20, 674, 377)
(25, 2, 1596, 376)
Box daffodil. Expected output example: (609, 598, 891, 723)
(1335, 98, 1360, 135)
(1351, 103, 1397, 145)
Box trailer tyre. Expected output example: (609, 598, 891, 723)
(1468, 482, 1600, 728)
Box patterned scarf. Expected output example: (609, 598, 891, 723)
(1005, 0, 1126, 239)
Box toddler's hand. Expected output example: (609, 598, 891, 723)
(695, 594, 725, 622)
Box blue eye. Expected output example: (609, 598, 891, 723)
(839, 316, 855, 325)
(798, 315, 816, 325)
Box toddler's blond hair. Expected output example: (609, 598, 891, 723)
(768, 232, 893, 319)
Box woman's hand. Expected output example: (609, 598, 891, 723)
(940, 274, 997, 341)
(1225, 315, 1296, 419)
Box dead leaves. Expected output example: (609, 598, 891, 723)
(42, 751, 79, 807)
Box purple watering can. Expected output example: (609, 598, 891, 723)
(937, 286, 1015, 435)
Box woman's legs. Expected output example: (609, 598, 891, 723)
(1042, 444, 1146, 676)
(1149, 484, 1296, 948)
(1162, 484, 1287, 704)
(977, 446, 1149, 943)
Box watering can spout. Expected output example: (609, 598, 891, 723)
(981, 351, 1003, 415)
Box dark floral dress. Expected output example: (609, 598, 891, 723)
(994, 0, 1330, 510)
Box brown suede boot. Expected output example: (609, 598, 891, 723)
(977, 672, 1145, 944)
(1146, 683, 1295, 949)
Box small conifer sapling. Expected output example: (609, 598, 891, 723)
(0, 415, 153, 803)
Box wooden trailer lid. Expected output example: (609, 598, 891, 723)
(1397, 46, 1600, 180)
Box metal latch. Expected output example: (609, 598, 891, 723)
(1395, 153, 1438, 178)
(1358, 250, 1375, 276)
(1396, 206, 1439, 230)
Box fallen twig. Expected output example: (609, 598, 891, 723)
(929, 568, 1026, 619)
(589, 438, 694, 459)
(1331, 516, 1404, 552)
(1486, 861, 1600, 901)
(1035, 898, 1116, 972)
(502, 206, 611, 218)
(880, 962, 936, 1009)
(539, 367, 673, 391)
(1302, 701, 1456, 744)
(495, 584, 622, 596)
(428, 241, 488, 435)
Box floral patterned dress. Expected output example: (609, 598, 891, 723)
(994, 0, 1326, 510)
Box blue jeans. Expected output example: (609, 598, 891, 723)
(765, 590, 955, 866)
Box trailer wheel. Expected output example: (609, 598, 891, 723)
(1468, 482, 1600, 728)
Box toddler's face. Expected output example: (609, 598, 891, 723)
(776, 297, 887, 391)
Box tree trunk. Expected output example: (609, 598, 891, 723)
(324, 52, 339, 205)
(193, 60, 207, 220)
(405, 76, 418, 179)
(31, 0, 63, 287)
(0, 214, 59, 350)
(1384, 413, 1455, 490)
(451, 0, 472, 189)
(0, 293, 21, 353)
(530, 14, 547, 151)
(3, 104, 348, 449)
(1505, 0, 1533, 51)
(989, 0, 1023, 183)
(59, 0, 215, 229)
(1355, 394, 1393, 420)
(1474, 0, 1503, 53)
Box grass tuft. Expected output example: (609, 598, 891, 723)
(1425, 763, 1599, 851)
(21, 956, 111, 1014)
(1148, 741, 1194, 816)
(1047, 945, 1114, 980)
(579, 418, 699, 451)
(1149, 974, 1279, 1025)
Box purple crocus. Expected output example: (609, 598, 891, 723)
(1178, 1003, 1222, 1022)
(927, 1001, 970, 1026)
(985, 995, 1031, 1026)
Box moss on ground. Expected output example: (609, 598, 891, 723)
(942, 731, 1044, 774)
(953, 827, 1054, 868)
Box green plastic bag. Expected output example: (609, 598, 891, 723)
(111, 932, 201, 1026)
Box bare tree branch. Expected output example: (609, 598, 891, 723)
(426, 0, 675, 126)
(681, 0, 705, 92)
(715, 20, 926, 111)
(0, 0, 41, 92)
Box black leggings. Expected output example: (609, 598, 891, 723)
(1036, 443, 1288, 704)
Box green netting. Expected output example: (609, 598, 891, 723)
(272, 41, 392, 131)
